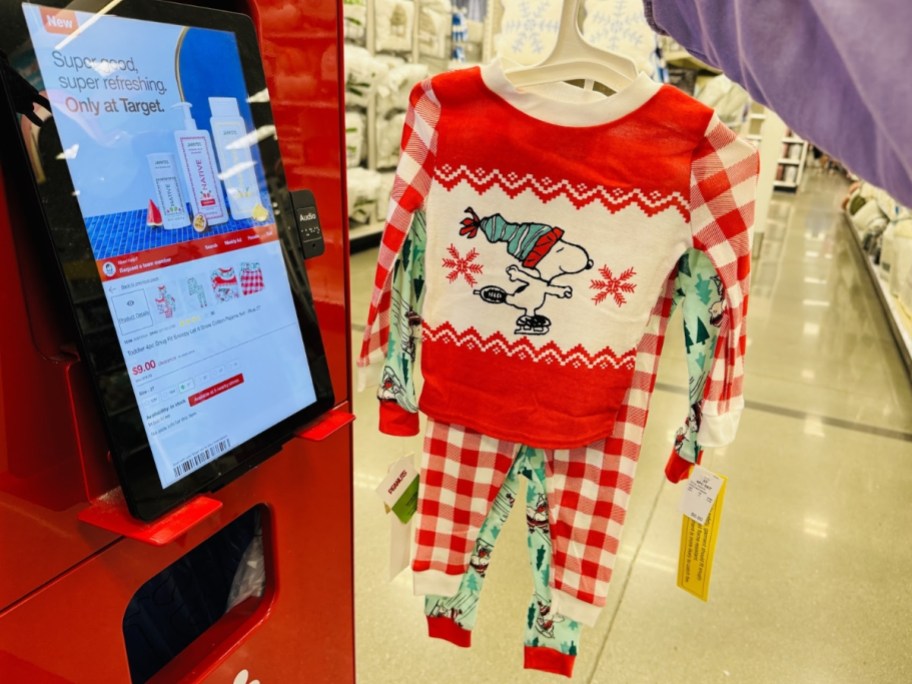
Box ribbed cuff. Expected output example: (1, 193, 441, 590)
(379, 401, 420, 436)
(524, 646, 575, 677)
(413, 569, 463, 597)
(697, 407, 743, 447)
(550, 589, 602, 627)
(665, 448, 703, 483)
(427, 616, 472, 648)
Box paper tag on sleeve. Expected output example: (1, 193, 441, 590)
(375, 456, 419, 525)
(677, 465, 724, 525)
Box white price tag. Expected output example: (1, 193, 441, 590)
(375, 456, 419, 523)
(678, 465, 724, 525)
(389, 515, 412, 581)
(375, 456, 419, 580)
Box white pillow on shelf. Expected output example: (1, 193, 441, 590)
(890, 218, 912, 297)
(343, 0, 367, 45)
(377, 112, 408, 169)
(899, 259, 912, 317)
(344, 45, 390, 107)
(851, 199, 887, 234)
(347, 167, 383, 224)
(345, 111, 366, 168)
(418, 7, 450, 60)
(420, 0, 451, 12)
(378, 61, 430, 113)
(375, 0, 415, 54)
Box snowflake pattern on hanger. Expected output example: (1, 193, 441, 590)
(585, 0, 652, 50)
(499, 0, 560, 60)
(496, 0, 656, 73)
(582, 0, 656, 74)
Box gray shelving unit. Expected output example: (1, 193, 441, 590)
(842, 212, 912, 381)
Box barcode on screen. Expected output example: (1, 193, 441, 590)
(172, 436, 231, 480)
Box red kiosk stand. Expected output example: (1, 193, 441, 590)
(0, 1, 354, 681)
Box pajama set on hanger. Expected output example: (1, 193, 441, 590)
(359, 60, 757, 669)
(377, 210, 725, 676)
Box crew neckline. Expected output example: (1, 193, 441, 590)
(479, 58, 661, 128)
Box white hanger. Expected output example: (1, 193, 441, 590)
(503, 0, 639, 93)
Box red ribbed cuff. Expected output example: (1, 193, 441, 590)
(426, 616, 471, 648)
(524, 646, 575, 677)
(379, 401, 420, 436)
(665, 448, 703, 483)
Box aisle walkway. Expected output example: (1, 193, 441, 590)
(350, 172, 912, 683)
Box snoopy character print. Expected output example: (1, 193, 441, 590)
(459, 207, 594, 336)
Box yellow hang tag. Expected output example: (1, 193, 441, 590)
(677, 473, 727, 601)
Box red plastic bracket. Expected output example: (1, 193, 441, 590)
(77, 408, 353, 544)
(77, 489, 222, 546)
(294, 407, 355, 441)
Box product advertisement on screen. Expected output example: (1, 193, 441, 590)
(20, 4, 321, 493)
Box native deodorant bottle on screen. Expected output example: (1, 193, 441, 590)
(147, 153, 191, 230)
(173, 101, 228, 229)
(209, 96, 263, 221)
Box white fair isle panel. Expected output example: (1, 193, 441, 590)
(422, 175, 689, 364)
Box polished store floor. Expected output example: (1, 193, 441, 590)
(350, 172, 912, 683)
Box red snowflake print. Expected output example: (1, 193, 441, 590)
(590, 265, 637, 307)
(442, 244, 483, 286)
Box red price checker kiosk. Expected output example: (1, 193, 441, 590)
(0, 1, 355, 681)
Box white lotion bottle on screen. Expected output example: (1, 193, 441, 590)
(209, 96, 263, 220)
(173, 101, 229, 228)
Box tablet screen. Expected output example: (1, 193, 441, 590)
(19, 4, 322, 491)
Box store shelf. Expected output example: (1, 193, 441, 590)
(662, 50, 721, 73)
(842, 213, 912, 380)
(345, 1, 492, 235)
(350, 221, 384, 252)
(774, 132, 808, 192)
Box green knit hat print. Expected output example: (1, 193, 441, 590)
(460, 207, 564, 269)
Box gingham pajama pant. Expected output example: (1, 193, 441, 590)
(413, 419, 638, 627)
(424, 445, 582, 678)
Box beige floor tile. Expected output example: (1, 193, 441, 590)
(588, 410, 912, 684)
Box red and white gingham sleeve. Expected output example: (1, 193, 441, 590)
(357, 79, 440, 387)
(689, 115, 759, 447)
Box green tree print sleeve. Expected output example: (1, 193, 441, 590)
(377, 210, 427, 434)
(669, 249, 725, 471)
